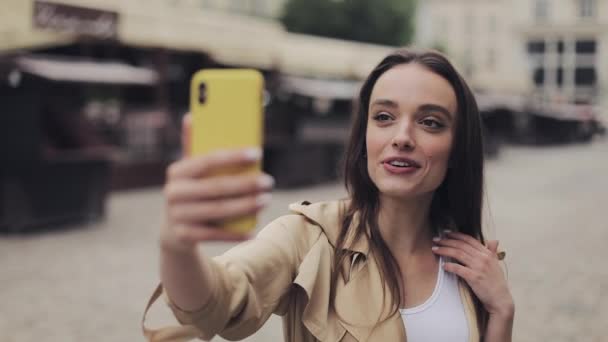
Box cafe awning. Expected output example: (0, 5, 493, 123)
(0, 0, 283, 70)
(277, 33, 394, 80)
(280, 75, 362, 100)
(16, 55, 160, 85)
(1, 1, 396, 80)
(119, 6, 284, 70)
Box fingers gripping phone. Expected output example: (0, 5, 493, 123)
(190, 69, 264, 233)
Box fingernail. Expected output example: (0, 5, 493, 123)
(256, 193, 272, 206)
(443, 229, 452, 234)
(243, 148, 262, 161)
(432, 237, 441, 242)
(431, 246, 439, 251)
(258, 175, 275, 188)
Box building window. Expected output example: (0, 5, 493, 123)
(576, 40, 596, 53)
(557, 40, 564, 54)
(527, 40, 546, 54)
(533, 68, 545, 86)
(579, 0, 595, 18)
(534, 0, 549, 21)
(556, 68, 564, 87)
(575, 67, 596, 85)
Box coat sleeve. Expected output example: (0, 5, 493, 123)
(164, 215, 321, 341)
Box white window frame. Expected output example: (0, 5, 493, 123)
(579, 0, 596, 18)
(534, 0, 549, 22)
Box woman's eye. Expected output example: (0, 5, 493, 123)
(373, 113, 392, 122)
(420, 118, 444, 129)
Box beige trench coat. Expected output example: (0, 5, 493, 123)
(143, 200, 482, 342)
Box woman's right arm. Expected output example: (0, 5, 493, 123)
(159, 114, 274, 312)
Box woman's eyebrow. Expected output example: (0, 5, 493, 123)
(418, 104, 453, 121)
(371, 99, 399, 108)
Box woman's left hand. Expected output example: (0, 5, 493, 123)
(432, 231, 514, 318)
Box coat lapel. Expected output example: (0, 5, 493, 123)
(292, 230, 348, 342)
(333, 252, 406, 342)
(290, 201, 407, 342)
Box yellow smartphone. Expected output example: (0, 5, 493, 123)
(190, 69, 264, 233)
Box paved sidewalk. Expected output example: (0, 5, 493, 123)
(1, 138, 607, 341)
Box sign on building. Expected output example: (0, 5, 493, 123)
(33, 0, 119, 39)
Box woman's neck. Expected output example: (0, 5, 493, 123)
(377, 194, 434, 258)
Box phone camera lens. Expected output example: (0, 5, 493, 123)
(198, 83, 207, 104)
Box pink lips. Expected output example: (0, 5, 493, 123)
(381, 157, 421, 175)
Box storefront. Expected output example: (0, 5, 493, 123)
(0, 0, 399, 229)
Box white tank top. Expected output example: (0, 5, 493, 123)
(399, 257, 469, 342)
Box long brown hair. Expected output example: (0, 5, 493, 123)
(331, 48, 488, 331)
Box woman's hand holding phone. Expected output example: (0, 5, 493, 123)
(160, 114, 274, 253)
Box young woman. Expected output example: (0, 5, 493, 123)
(144, 48, 514, 341)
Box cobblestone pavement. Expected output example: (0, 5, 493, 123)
(1, 137, 607, 342)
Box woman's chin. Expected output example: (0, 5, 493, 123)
(377, 186, 420, 200)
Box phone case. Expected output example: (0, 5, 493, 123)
(190, 69, 264, 233)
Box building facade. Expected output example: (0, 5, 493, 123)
(521, 0, 607, 107)
(175, 0, 285, 18)
(415, 0, 607, 118)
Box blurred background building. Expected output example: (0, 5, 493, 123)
(416, 0, 607, 123)
(196, 0, 285, 18)
(0, 0, 605, 231)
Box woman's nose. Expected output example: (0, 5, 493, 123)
(391, 122, 416, 150)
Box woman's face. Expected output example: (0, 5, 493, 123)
(366, 63, 458, 200)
